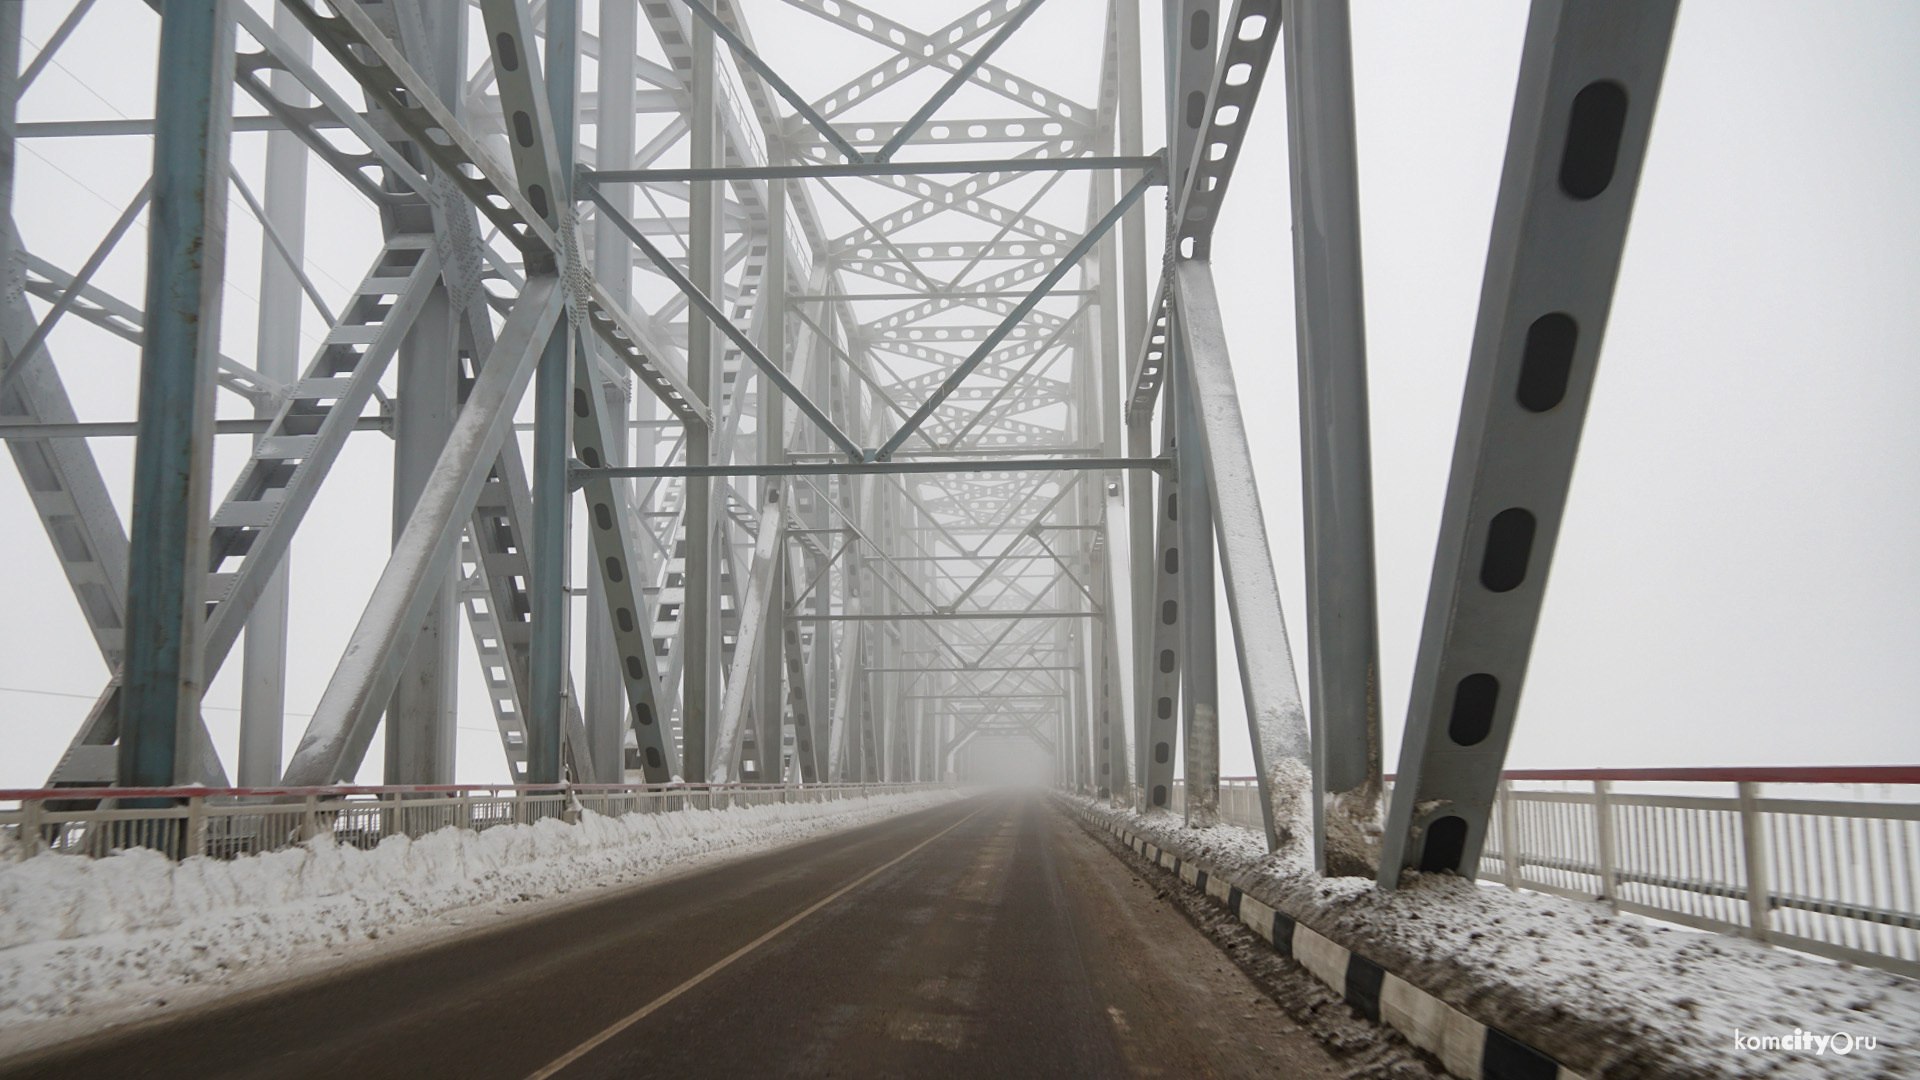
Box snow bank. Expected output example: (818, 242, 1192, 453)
(1071, 796, 1920, 1079)
(0, 789, 959, 1025)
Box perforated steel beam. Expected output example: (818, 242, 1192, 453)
(282, 279, 564, 785)
(1379, 0, 1679, 888)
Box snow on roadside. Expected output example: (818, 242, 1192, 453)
(1073, 796, 1920, 1079)
(0, 789, 961, 1026)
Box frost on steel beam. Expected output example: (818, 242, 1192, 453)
(1172, 261, 1311, 857)
(1379, 0, 1678, 889)
(282, 278, 565, 785)
(1282, 0, 1384, 876)
(709, 497, 786, 782)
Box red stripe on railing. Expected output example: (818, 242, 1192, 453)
(0, 781, 873, 802)
(1215, 766, 1920, 786)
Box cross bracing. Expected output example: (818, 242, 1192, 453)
(0, 0, 1687, 883)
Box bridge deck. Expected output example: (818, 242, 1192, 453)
(0, 796, 1353, 1079)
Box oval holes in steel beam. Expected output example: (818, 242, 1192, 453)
(1419, 815, 1469, 873)
(1448, 673, 1500, 746)
(1560, 81, 1628, 200)
(1517, 313, 1577, 412)
(1480, 508, 1536, 593)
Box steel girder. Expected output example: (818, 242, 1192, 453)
(8, 0, 1343, 849)
(1378, 1, 1679, 887)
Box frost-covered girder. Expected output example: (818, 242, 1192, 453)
(6, 0, 1308, 841)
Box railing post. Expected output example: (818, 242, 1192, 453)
(1738, 781, 1771, 942)
(17, 798, 44, 860)
(301, 794, 320, 842)
(1593, 779, 1617, 908)
(185, 794, 208, 858)
(1496, 780, 1520, 890)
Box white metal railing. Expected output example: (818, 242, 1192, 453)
(0, 781, 938, 863)
(1168, 768, 1920, 978)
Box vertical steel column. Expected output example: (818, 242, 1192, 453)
(681, 17, 721, 781)
(1070, 623, 1094, 793)
(1101, 548, 1128, 802)
(1119, 0, 1152, 805)
(586, 0, 638, 783)
(1166, 0, 1221, 825)
(1281, 0, 1383, 873)
(0, 2, 16, 436)
(759, 175, 789, 780)
(1379, 0, 1678, 887)
(527, 0, 578, 786)
(1140, 406, 1182, 812)
(1117, 0, 1147, 359)
(0, 4, 15, 262)
(1173, 325, 1219, 827)
(386, 0, 461, 786)
(236, 3, 310, 785)
(119, 0, 235, 787)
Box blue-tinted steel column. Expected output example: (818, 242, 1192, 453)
(119, 0, 235, 787)
(1282, 0, 1384, 875)
(1380, 0, 1678, 887)
(477, 0, 575, 786)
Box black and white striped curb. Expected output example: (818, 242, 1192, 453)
(1078, 804, 1590, 1080)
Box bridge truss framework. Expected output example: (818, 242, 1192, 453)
(0, 0, 1676, 882)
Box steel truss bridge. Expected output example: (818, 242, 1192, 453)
(0, 0, 1686, 887)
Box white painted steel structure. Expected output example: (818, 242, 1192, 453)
(1181, 770, 1920, 978)
(5, 0, 1805, 896)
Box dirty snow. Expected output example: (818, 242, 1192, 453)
(1072, 796, 1920, 1079)
(0, 789, 961, 1030)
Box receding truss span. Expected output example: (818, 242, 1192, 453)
(1, 0, 1679, 879)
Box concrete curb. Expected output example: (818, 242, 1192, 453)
(1071, 800, 1588, 1080)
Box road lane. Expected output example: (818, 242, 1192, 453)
(2, 794, 1350, 1079)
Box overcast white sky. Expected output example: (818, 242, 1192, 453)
(0, 1, 1915, 789)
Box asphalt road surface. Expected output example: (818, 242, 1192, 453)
(1, 794, 1349, 1078)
